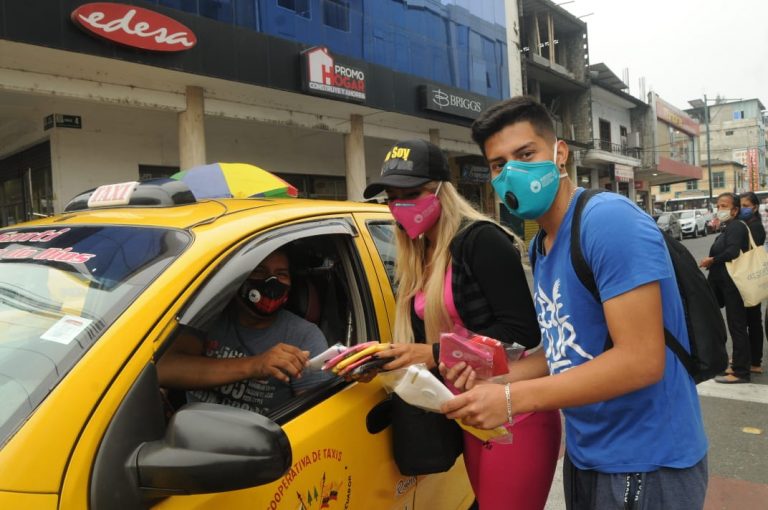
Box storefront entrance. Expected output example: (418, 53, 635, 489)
(0, 141, 53, 227)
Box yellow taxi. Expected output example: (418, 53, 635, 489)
(0, 180, 472, 510)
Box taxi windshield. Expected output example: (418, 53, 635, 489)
(0, 225, 191, 446)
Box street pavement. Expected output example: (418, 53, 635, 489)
(519, 233, 768, 510)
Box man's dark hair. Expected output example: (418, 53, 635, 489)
(741, 191, 759, 207)
(717, 192, 740, 209)
(471, 96, 557, 154)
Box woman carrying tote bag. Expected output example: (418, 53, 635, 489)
(699, 192, 752, 383)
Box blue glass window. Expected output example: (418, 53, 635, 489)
(199, 0, 233, 23)
(278, 0, 310, 18)
(323, 0, 350, 31)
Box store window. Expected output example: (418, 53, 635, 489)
(0, 142, 53, 227)
(712, 172, 725, 188)
(278, 0, 310, 17)
(323, 0, 350, 31)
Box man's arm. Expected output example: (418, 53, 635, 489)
(442, 281, 665, 428)
(157, 331, 310, 388)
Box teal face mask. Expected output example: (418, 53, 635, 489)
(491, 142, 564, 219)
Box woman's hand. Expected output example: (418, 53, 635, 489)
(438, 361, 478, 392)
(377, 343, 436, 370)
(699, 256, 714, 269)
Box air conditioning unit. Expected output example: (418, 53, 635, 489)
(627, 132, 641, 148)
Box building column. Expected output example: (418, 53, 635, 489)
(504, 0, 523, 96)
(590, 168, 600, 189)
(178, 86, 206, 171)
(628, 181, 637, 202)
(345, 114, 366, 201)
(429, 128, 440, 146)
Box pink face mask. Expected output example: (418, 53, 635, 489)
(388, 183, 443, 239)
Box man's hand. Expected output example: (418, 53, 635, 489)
(441, 383, 509, 429)
(699, 256, 714, 269)
(252, 343, 310, 383)
(377, 343, 435, 370)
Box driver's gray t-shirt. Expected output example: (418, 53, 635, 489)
(187, 308, 332, 414)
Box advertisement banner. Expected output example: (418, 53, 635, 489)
(302, 47, 366, 103)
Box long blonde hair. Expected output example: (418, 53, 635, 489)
(392, 181, 505, 344)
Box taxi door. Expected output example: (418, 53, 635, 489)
(353, 212, 474, 510)
(152, 218, 417, 510)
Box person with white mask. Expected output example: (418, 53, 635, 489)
(699, 192, 752, 383)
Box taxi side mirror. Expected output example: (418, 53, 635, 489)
(133, 403, 292, 496)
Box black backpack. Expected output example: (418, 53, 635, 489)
(531, 189, 728, 383)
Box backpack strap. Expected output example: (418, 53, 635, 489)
(570, 189, 605, 302)
(569, 190, 695, 375)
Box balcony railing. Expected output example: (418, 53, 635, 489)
(591, 139, 641, 159)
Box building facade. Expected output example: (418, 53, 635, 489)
(653, 159, 746, 208)
(577, 63, 647, 208)
(0, 0, 513, 226)
(684, 98, 767, 192)
(642, 93, 704, 210)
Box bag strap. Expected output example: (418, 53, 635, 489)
(570, 189, 604, 302)
(569, 190, 696, 376)
(738, 220, 758, 251)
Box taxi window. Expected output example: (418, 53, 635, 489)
(0, 225, 190, 445)
(366, 221, 397, 293)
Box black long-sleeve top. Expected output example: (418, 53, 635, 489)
(410, 221, 540, 349)
(745, 213, 766, 246)
(708, 219, 749, 279)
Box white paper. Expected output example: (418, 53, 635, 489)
(40, 315, 93, 345)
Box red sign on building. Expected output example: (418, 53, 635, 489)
(71, 3, 197, 52)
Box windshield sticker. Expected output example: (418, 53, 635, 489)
(41, 315, 93, 345)
(0, 245, 96, 264)
(0, 228, 71, 244)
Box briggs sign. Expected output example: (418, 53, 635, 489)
(71, 3, 197, 52)
(301, 47, 366, 102)
(419, 84, 487, 120)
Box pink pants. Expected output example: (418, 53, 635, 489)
(462, 410, 562, 510)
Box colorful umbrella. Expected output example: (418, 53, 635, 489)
(171, 162, 298, 199)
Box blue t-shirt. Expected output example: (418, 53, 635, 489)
(530, 190, 707, 473)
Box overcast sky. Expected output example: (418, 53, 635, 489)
(559, 0, 768, 110)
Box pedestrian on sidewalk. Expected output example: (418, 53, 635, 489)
(700, 193, 752, 383)
(740, 192, 765, 375)
(739, 191, 768, 374)
(441, 96, 708, 510)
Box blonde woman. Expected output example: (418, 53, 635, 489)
(364, 139, 561, 510)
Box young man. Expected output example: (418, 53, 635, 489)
(441, 96, 708, 509)
(158, 249, 332, 414)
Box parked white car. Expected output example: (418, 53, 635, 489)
(677, 209, 707, 238)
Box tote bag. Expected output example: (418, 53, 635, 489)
(725, 224, 768, 306)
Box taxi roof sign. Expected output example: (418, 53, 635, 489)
(87, 181, 139, 208)
(65, 179, 196, 212)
